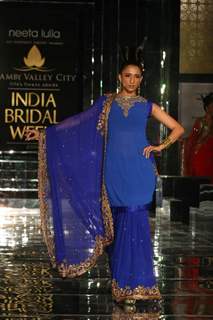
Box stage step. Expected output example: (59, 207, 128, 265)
(199, 184, 213, 211)
(161, 175, 211, 207)
(0, 148, 38, 199)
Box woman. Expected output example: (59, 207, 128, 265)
(25, 54, 184, 304)
(184, 92, 213, 182)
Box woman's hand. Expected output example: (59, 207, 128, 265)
(143, 145, 163, 158)
(24, 128, 40, 141)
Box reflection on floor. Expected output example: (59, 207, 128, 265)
(0, 199, 213, 319)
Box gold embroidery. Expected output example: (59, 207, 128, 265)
(38, 131, 56, 267)
(115, 95, 147, 117)
(38, 100, 114, 277)
(101, 182, 114, 245)
(112, 279, 161, 302)
(57, 235, 105, 277)
(97, 93, 117, 135)
(100, 93, 116, 244)
(96, 108, 107, 136)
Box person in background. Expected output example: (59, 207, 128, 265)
(184, 92, 213, 182)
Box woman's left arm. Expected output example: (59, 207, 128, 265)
(143, 103, 185, 158)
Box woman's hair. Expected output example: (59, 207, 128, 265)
(119, 40, 147, 74)
(201, 92, 213, 111)
(119, 59, 144, 74)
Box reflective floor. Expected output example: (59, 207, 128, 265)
(0, 199, 213, 319)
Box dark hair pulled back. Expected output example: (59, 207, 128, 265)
(119, 38, 147, 74)
(200, 92, 213, 111)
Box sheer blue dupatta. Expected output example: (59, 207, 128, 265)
(38, 95, 113, 278)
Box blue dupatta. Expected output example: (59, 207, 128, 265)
(38, 94, 114, 277)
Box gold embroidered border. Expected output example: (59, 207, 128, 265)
(38, 103, 115, 278)
(100, 93, 117, 245)
(97, 93, 117, 135)
(57, 235, 105, 277)
(38, 132, 110, 278)
(101, 182, 114, 245)
(112, 308, 160, 320)
(112, 279, 161, 302)
(38, 131, 56, 267)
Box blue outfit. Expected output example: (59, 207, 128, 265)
(39, 94, 161, 302)
(104, 96, 159, 301)
(105, 96, 156, 206)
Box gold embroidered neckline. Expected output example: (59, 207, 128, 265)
(115, 95, 146, 117)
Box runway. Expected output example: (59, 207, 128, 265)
(0, 200, 213, 319)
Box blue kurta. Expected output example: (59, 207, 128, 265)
(104, 96, 156, 206)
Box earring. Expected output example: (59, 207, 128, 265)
(137, 86, 141, 96)
(117, 81, 121, 93)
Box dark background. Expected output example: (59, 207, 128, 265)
(0, 0, 181, 174)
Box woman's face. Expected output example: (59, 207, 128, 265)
(118, 64, 142, 95)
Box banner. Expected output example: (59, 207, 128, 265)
(0, 2, 94, 145)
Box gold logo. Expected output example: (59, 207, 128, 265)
(14, 45, 54, 72)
